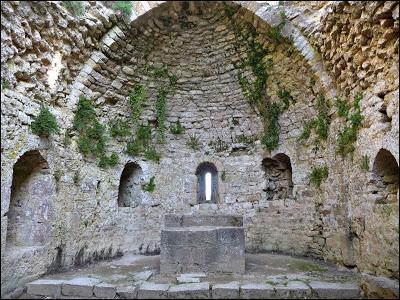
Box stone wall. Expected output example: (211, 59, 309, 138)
(1, 0, 398, 296)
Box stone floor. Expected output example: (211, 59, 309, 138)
(21, 253, 363, 299)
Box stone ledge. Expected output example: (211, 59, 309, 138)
(26, 279, 65, 298)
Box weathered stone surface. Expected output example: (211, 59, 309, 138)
(360, 273, 399, 299)
(212, 281, 239, 299)
(309, 281, 360, 299)
(274, 281, 311, 299)
(240, 283, 275, 299)
(168, 282, 210, 299)
(116, 285, 137, 299)
(137, 282, 170, 299)
(27, 279, 64, 297)
(62, 277, 102, 297)
(94, 282, 116, 298)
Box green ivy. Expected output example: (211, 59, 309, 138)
(99, 152, 119, 168)
(170, 120, 185, 134)
(266, 11, 288, 44)
(277, 88, 294, 111)
(62, 1, 85, 16)
(128, 84, 147, 124)
(126, 139, 141, 156)
(360, 155, 369, 172)
(336, 93, 363, 157)
(1, 79, 10, 91)
(155, 86, 167, 141)
(144, 146, 161, 162)
(142, 176, 156, 192)
(109, 118, 130, 137)
(209, 137, 229, 152)
(73, 95, 97, 131)
(309, 165, 329, 188)
(335, 99, 350, 118)
(112, 1, 132, 17)
(30, 105, 59, 137)
(187, 134, 200, 150)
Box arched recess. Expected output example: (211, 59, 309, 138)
(6, 150, 55, 248)
(371, 149, 399, 204)
(262, 153, 293, 201)
(117, 162, 144, 207)
(196, 162, 218, 204)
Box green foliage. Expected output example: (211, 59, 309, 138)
(73, 171, 80, 185)
(54, 169, 63, 182)
(98, 152, 119, 168)
(137, 124, 152, 146)
(299, 93, 330, 142)
(152, 67, 169, 79)
(221, 170, 226, 182)
(30, 105, 59, 137)
(142, 176, 156, 192)
(335, 99, 349, 118)
(209, 137, 229, 152)
(262, 103, 282, 151)
(126, 139, 141, 156)
(309, 165, 329, 188)
(128, 84, 147, 124)
(336, 92, 363, 157)
(1, 79, 10, 91)
(112, 1, 132, 17)
(109, 118, 130, 137)
(144, 146, 161, 162)
(277, 88, 294, 110)
(266, 11, 287, 44)
(62, 1, 85, 16)
(309, 77, 316, 87)
(73, 95, 97, 131)
(294, 261, 327, 272)
(155, 86, 167, 140)
(236, 134, 258, 145)
(187, 134, 200, 150)
(170, 120, 185, 134)
(361, 155, 369, 172)
(63, 128, 72, 146)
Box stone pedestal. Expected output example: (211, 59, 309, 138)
(160, 214, 245, 274)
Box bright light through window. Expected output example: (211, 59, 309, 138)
(205, 172, 212, 201)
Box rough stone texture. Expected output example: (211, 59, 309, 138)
(137, 282, 170, 299)
(93, 282, 116, 298)
(26, 279, 64, 298)
(61, 277, 102, 297)
(240, 283, 275, 299)
(116, 285, 138, 299)
(161, 215, 245, 274)
(168, 282, 210, 299)
(360, 273, 400, 299)
(212, 281, 240, 299)
(274, 281, 312, 299)
(0, 0, 398, 297)
(309, 281, 360, 299)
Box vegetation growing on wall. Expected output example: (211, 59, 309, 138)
(170, 120, 185, 134)
(187, 134, 200, 150)
(299, 93, 330, 142)
(112, 1, 132, 17)
(62, 1, 85, 16)
(336, 93, 363, 157)
(309, 165, 329, 188)
(142, 176, 156, 192)
(109, 119, 130, 137)
(360, 155, 369, 172)
(30, 105, 59, 137)
(128, 84, 147, 125)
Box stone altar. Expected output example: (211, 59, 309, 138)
(160, 214, 245, 274)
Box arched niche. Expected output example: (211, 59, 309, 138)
(262, 153, 293, 201)
(117, 162, 144, 207)
(6, 150, 55, 248)
(371, 149, 399, 204)
(196, 162, 218, 204)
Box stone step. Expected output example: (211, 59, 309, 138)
(26, 278, 361, 299)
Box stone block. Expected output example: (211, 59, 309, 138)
(27, 279, 64, 297)
(309, 281, 360, 299)
(168, 282, 210, 299)
(274, 281, 311, 299)
(360, 273, 399, 299)
(94, 283, 116, 298)
(212, 281, 240, 299)
(177, 276, 201, 283)
(240, 283, 275, 299)
(62, 277, 101, 297)
(137, 282, 170, 299)
(132, 270, 153, 281)
(116, 285, 137, 299)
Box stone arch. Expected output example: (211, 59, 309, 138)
(117, 162, 144, 207)
(6, 150, 55, 248)
(196, 162, 218, 204)
(371, 148, 399, 204)
(262, 153, 293, 201)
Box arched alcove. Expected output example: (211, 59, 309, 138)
(196, 162, 218, 204)
(6, 150, 55, 248)
(371, 149, 399, 204)
(262, 153, 293, 201)
(117, 162, 144, 207)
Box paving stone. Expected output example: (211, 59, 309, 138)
(240, 283, 275, 299)
(26, 279, 64, 297)
(309, 281, 360, 299)
(62, 277, 102, 297)
(94, 282, 116, 298)
(116, 285, 138, 299)
(168, 282, 210, 299)
(177, 276, 201, 283)
(132, 270, 153, 281)
(212, 281, 240, 299)
(137, 282, 170, 299)
(274, 280, 311, 299)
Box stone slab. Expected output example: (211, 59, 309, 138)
(27, 279, 64, 297)
(177, 276, 201, 283)
(212, 281, 240, 299)
(116, 285, 137, 299)
(274, 280, 311, 298)
(168, 282, 210, 299)
(240, 283, 275, 299)
(360, 273, 399, 299)
(132, 270, 153, 281)
(137, 282, 170, 299)
(94, 282, 116, 298)
(62, 277, 102, 297)
(309, 281, 360, 299)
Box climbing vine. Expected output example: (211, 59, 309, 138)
(128, 84, 147, 125)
